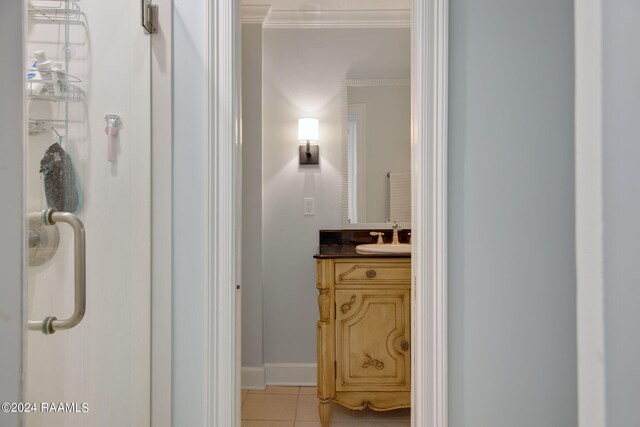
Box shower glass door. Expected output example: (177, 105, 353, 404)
(24, 0, 151, 425)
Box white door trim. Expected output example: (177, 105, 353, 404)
(411, 1, 449, 426)
(574, 0, 606, 426)
(207, 1, 241, 425)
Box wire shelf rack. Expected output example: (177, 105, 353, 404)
(28, 1, 81, 23)
(27, 73, 83, 103)
(27, 0, 83, 140)
(29, 119, 68, 135)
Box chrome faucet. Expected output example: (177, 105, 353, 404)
(391, 221, 401, 245)
(370, 231, 385, 244)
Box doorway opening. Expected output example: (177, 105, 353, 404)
(229, 1, 449, 426)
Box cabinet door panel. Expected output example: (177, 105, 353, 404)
(335, 290, 410, 392)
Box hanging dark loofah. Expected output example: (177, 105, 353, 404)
(40, 143, 79, 213)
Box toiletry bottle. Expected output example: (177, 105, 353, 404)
(37, 60, 52, 79)
(35, 51, 53, 94)
(34, 51, 51, 79)
(50, 61, 67, 97)
(34, 50, 47, 64)
(27, 58, 44, 95)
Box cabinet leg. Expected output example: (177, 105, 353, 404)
(318, 399, 331, 427)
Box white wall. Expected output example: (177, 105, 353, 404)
(603, 1, 640, 425)
(258, 27, 410, 366)
(0, 2, 24, 426)
(448, 0, 577, 426)
(173, 0, 208, 424)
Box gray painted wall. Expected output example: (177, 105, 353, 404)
(172, 1, 207, 425)
(603, 1, 640, 425)
(260, 28, 409, 364)
(0, 2, 24, 426)
(448, 1, 577, 426)
(242, 23, 264, 367)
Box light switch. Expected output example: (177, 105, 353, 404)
(304, 197, 315, 216)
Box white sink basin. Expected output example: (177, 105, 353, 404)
(355, 243, 412, 255)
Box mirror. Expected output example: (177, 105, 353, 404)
(341, 79, 411, 227)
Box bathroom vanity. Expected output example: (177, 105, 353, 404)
(314, 230, 411, 427)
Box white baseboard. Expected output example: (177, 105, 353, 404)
(265, 363, 317, 386)
(241, 367, 266, 390)
(242, 363, 317, 389)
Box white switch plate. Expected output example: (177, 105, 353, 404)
(304, 197, 315, 216)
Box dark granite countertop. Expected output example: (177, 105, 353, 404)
(314, 229, 412, 259)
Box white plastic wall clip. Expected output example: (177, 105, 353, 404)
(105, 114, 121, 162)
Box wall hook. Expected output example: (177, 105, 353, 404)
(105, 114, 121, 162)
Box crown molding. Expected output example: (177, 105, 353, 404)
(242, 5, 271, 24)
(263, 9, 410, 29)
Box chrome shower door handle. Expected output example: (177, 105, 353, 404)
(28, 209, 86, 335)
(141, 0, 158, 34)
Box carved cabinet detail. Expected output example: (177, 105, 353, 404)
(335, 290, 410, 392)
(315, 257, 411, 427)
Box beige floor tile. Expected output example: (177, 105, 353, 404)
(352, 422, 410, 426)
(353, 408, 410, 421)
(295, 395, 353, 422)
(294, 421, 354, 427)
(331, 403, 356, 421)
(242, 421, 295, 427)
(242, 394, 299, 421)
(250, 386, 300, 395)
(293, 395, 321, 422)
(299, 386, 317, 395)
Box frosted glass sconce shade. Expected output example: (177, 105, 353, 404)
(298, 118, 319, 141)
(298, 117, 319, 165)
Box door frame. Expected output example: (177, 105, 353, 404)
(205, 1, 449, 426)
(206, 0, 241, 425)
(411, 1, 449, 426)
(574, 0, 606, 425)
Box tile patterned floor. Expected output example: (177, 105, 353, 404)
(241, 386, 411, 427)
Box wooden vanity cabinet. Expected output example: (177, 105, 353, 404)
(316, 257, 411, 427)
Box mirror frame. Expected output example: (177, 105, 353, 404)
(340, 78, 411, 228)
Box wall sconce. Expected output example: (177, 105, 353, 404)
(298, 117, 319, 165)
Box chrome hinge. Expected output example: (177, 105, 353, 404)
(141, 0, 158, 34)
